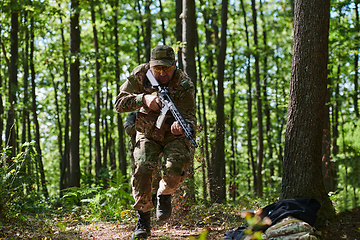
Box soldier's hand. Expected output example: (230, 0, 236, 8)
(143, 94, 162, 111)
(171, 121, 184, 135)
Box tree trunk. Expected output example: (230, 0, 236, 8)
(22, 11, 30, 148)
(108, 93, 116, 171)
(331, 64, 339, 187)
(182, 0, 197, 203)
(176, 0, 183, 69)
(354, 4, 359, 118)
(196, 45, 208, 201)
(86, 102, 93, 175)
(91, 5, 102, 180)
(6, 0, 19, 159)
(135, 0, 144, 64)
(213, 0, 228, 203)
(30, 17, 48, 198)
(51, 73, 63, 162)
(199, 0, 215, 199)
(322, 74, 333, 192)
(0, 24, 4, 148)
(240, 0, 256, 193)
(251, 0, 264, 197)
(69, 0, 81, 188)
(260, 0, 273, 190)
(144, 0, 151, 62)
(58, 2, 70, 194)
(229, 38, 237, 201)
(112, 0, 126, 177)
(280, 0, 335, 225)
(159, 0, 166, 45)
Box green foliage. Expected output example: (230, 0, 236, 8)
(60, 170, 132, 222)
(0, 141, 50, 219)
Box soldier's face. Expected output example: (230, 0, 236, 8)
(150, 61, 177, 85)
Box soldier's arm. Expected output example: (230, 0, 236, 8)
(114, 75, 145, 113)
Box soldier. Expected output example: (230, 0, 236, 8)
(115, 45, 196, 239)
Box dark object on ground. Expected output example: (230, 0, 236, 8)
(223, 198, 321, 240)
(223, 226, 246, 240)
(259, 198, 321, 228)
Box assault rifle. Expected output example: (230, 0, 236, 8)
(146, 70, 198, 148)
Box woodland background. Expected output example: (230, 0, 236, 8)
(0, 0, 360, 225)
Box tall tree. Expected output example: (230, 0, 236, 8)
(91, 3, 102, 180)
(58, 1, 71, 194)
(212, 0, 228, 203)
(112, 0, 126, 177)
(251, 0, 264, 197)
(354, 3, 359, 118)
(6, 0, 19, 158)
(144, 0, 151, 62)
(322, 70, 334, 192)
(68, 0, 81, 188)
(176, 0, 183, 69)
(159, 0, 166, 45)
(240, 0, 256, 193)
(182, 0, 197, 202)
(260, 0, 273, 190)
(280, 0, 335, 224)
(182, 0, 196, 84)
(21, 10, 30, 147)
(0, 48, 3, 148)
(30, 15, 48, 198)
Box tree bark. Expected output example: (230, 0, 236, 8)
(58, 2, 70, 195)
(229, 38, 237, 201)
(68, 0, 81, 188)
(182, 0, 197, 203)
(91, 5, 102, 180)
(251, 0, 264, 197)
(30, 16, 49, 198)
(159, 0, 166, 45)
(0, 24, 4, 148)
(176, 0, 183, 69)
(280, 0, 335, 225)
(112, 0, 127, 177)
(6, 0, 19, 159)
(144, 0, 151, 62)
(240, 0, 256, 193)
(22, 11, 30, 148)
(196, 29, 209, 201)
(354, 4, 359, 118)
(260, 0, 273, 190)
(213, 0, 228, 203)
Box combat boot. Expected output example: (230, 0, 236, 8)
(132, 211, 151, 239)
(156, 194, 172, 221)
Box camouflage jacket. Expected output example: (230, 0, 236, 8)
(114, 63, 196, 140)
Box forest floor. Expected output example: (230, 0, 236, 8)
(1, 205, 360, 239)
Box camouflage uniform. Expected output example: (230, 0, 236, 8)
(124, 111, 137, 174)
(115, 62, 196, 213)
(124, 111, 162, 195)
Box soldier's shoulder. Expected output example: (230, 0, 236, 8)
(129, 63, 150, 85)
(131, 63, 149, 75)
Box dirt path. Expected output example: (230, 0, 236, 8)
(72, 220, 224, 239)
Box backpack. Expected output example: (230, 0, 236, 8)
(262, 216, 319, 240)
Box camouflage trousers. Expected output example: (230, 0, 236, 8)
(131, 132, 193, 213)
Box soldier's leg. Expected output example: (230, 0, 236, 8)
(152, 157, 163, 193)
(156, 137, 194, 221)
(158, 137, 194, 195)
(132, 134, 162, 213)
